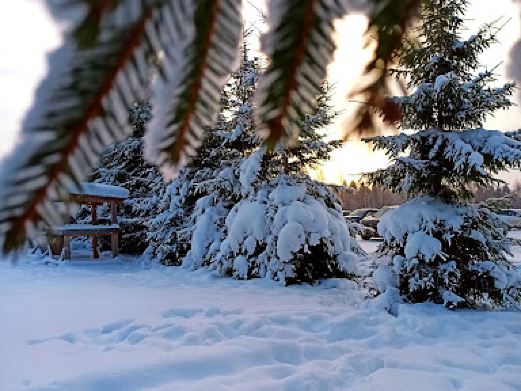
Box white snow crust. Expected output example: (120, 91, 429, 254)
(69, 182, 130, 199)
(217, 176, 359, 281)
(238, 148, 264, 196)
(1, 239, 520, 390)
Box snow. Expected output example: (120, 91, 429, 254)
(222, 201, 268, 254)
(238, 148, 264, 196)
(433, 72, 455, 93)
(69, 182, 130, 199)
(377, 197, 467, 243)
(404, 231, 442, 262)
(270, 182, 307, 204)
(182, 195, 228, 270)
(1, 242, 521, 390)
(217, 177, 360, 281)
(452, 40, 465, 50)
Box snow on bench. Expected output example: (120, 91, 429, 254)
(68, 182, 130, 200)
(52, 182, 129, 260)
(53, 224, 121, 259)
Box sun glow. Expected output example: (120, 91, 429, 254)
(315, 0, 521, 186)
(310, 14, 391, 185)
(0, 0, 61, 158)
(314, 140, 389, 185)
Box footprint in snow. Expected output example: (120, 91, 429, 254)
(162, 306, 242, 319)
(100, 319, 134, 334)
(27, 331, 78, 345)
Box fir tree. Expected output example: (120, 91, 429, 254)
(147, 43, 360, 283)
(223, 79, 361, 283)
(147, 45, 261, 266)
(365, 0, 521, 309)
(261, 82, 343, 179)
(129, 100, 153, 138)
(215, 173, 360, 283)
(146, 124, 238, 266)
(76, 100, 165, 254)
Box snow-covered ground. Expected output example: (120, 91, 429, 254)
(1, 237, 521, 391)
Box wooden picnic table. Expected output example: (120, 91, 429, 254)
(55, 183, 129, 259)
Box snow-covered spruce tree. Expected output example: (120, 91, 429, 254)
(365, 0, 521, 309)
(146, 45, 261, 266)
(148, 44, 360, 283)
(215, 83, 361, 284)
(216, 174, 360, 284)
(76, 100, 165, 254)
(146, 122, 243, 266)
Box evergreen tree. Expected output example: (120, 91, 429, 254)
(223, 78, 361, 283)
(147, 43, 360, 282)
(146, 45, 261, 266)
(146, 124, 238, 266)
(261, 82, 342, 179)
(215, 173, 360, 283)
(365, 0, 521, 308)
(76, 100, 165, 254)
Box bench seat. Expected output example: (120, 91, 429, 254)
(52, 224, 120, 259)
(53, 224, 119, 236)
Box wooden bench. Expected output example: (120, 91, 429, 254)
(53, 224, 120, 259)
(53, 182, 129, 260)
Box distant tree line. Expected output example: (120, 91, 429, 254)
(333, 181, 521, 212)
(332, 181, 405, 211)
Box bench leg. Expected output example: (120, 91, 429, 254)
(64, 236, 71, 260)
(111, 232, 118, 258)
(92, 236, 99, 259)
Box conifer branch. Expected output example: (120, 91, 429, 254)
(151, 0, 243, 173)
(255, 0, 345, 148)
(350, 0, 420, 134)
(0, 1, 166, 252)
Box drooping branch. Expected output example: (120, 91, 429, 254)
(0, 1, 168, 252)
(149, 0, 243, 175)
(255, 0, 345, 148)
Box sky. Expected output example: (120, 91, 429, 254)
(0, 0, 60, 158)
(1, 1, 520, 185)
(321, 0, 521, 185)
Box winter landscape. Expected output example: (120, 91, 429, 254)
(2, 0, 521, 390)
(1, 237, 520, 391)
